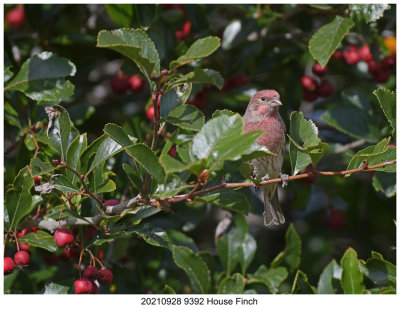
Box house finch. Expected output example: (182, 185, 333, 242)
(243, 90, 286, 227)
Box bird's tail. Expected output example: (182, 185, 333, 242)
(262, 184, 285, 228)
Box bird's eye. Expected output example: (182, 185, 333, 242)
(261, 97, 266, 101)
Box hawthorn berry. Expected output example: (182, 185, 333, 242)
(176, 21, 191, 42)
(381, 55, 396, 69)
(19, 243, 30, 252)
(317, 80, 334, 97)
(368, 61, 380, 74)
(6, 5, 25, 29)
(328, 209, 346, 230)
(110, 73, 129, 94)
(168, 145, 177, 158)
(104, 199, 119, 207)
(342, 46, 360, 65)
(146, 105, 155, 120)
(312, 63, 328, 76)
(301, 76, 317, 91)
(62, 247, 80, 260)
(34, 176, 41, 186)
(84, 266, 99, 280)
(74, 278, 93, 294)
(98, 269, 113, 285)
(91, 282, 99, 294)
(54, 228, 74, 248)
(332, 50, 341, 59)
(4, 257, 15, 275)
(302, 89, 318, 102)
(128, 74, 144, 92)
(358, 45, 373, 62)
(372, 68, 391, 83)
(14, 250, 30, 267)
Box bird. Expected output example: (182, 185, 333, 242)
(243, 89, 286, 227)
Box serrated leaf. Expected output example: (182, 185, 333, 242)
(195, 191, 250, 215)
(309, 16, 354, 67)
(134, 4, 159, 30)
(372, 172, 396, 197)
(31, 153, 56, 176)
(291, 269, 316, 294)
(87, 137, 123, 174)
(217, 273, 245, 294)
(6, 166, 34, 230)
(66, 133, 87, 183)
(104, 123, 136, 147)
(125, 143, 165, 183)
(105, 4, 133, 27)
(172, 245, 211, 294)
(170, 36, 220, 69)
(340, 247, 365, 294)
(350, 4, 390, 23)
(317, 259, 342, 294)
(155, 174, 192, 198)
(4, 52, 76, 103)
(79, 134, 107, 174)
(248, 265, 288, 293)
(168, 68, 224, 90)
(122, 163, 144, 194)
(97, 29, 160, 84)
(212, 109, 235, 118)
(163, 104, 205, 132)
(321, 106, 380, 143)
(288, 112, 328, 175)
(50, 174, 80, 193)
(19, 230, 58, 252)
(159, 153, 188, 174)
(44, 282, 70, 294)
(374, 87, 396, 135)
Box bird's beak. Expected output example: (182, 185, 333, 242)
(269, 98, 282, 107)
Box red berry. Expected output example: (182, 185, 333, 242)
(91, 282, 99, 294)
(328, 209, 346, 230)
(182, 21, 191, 35)
(302, 89, 318, 102)
(104, 199, 119, 206)
(358, 45, 373, 62)
(6, 6, 25, 29)
(60, 247, 79, 261)
(4, 257, 15, 275)
(317, 80, 334, 97)
(98, 269, 113, 285)
(128, 74, 144, 92)
(299, 167, 316, 184)
(373, 68, 391, 83)
(312, 63, 328, 76)
(19, 227, 34, 237)
(176, 21, 191, 42)
(381, 55, 396, 69)
(54, 228, 74, 248)
(14, 250, 30, 267)
(34, 176, 41, 186)
(342, 46, 360, 65)
(110, 73, 129, 94)
(301, 76, 317, 91)
(19, 243, 30, 252)
(332, 50, 341, 59)
(146, 105, 155, 120)
(168, 145, 177, 158)
(98, 250, 104, 261)
(368, 60, 380, 74)
(74, 278, 93, 294)
(84, 266, 99, 280)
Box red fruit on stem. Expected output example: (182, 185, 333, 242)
(61, 247, 80, 260)
(317, 80, 334, 97)
(84, 266, 99, 280)
(302, 89, 318, 102)
(342, 46, 360, 65)
(146, 105, 155, 120)
(168, 145, 177, 158)
(34, 176, 41, 186)
(368, 60, 380, 74)
(110, 73, 129, 94)
(328, 209, 346, 230)
(54, 228, 74, 248)
(19, 227, 34, 237)
(128, 74, 144, 92)
(4, 257, 15, 275)
(312, 63, 328, 76)
(74, 278, 93, 294)
(6, 6, 25, 29)
(332, 50, 341, 59)
(373, 68, 391, 83)
(358, 45, 373, 62)
(104, 199, 119, 206)
(301, 76, 317, 91)
(14, 251, 30, 267)
(381, 55, 396, 69)
(19, 243, 30, 252)
(176, 21, 191, 42)
(98, 269, 113, 285)
(182, 21, 191, 35)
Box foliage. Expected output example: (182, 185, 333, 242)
(3, 4, 396, 294)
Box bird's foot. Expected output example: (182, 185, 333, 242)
(280, 173, 289, 188)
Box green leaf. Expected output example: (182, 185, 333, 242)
(97, 29, 160, 83)
(80, 134, 108, 174)
(309, 16, 355, 67)
(4, 52, 76, 103)
(122, 163, 144, 194)
(291, 269, 316, 294)
(372, 172, 396, 197)
(350, 4, 390, 23)
(347, 138, 396, 173)
(19, 230, 58, 252)
(96, 179, 116, 194)
(104, 123, 137, 147)
(216, 227, 244, 276)
(44, 282, 70, 294)
(4, 102, 22, 128)
(172, 245, 211, 294)
(170, 36, 221, 69)
(168, 68, 224, 90)
(248, 265, 288, 293)
(340, 248, 365, 294)
(321, 106, 380, 143)
(162, 285, 176, 294)
(125, 144, 165, 183)
(194, 191, 250, 215)
(132, 224, 170, 248)
(87, 137, 123, 174)
(288, 112, 328, 175)
(4, 271, 19, 293)
(155, 174, 193, 198)
(238, 232, 256, 274)
(317, 260, 342, 294)
(163, 104, 205, 132)
(270, 224, 301, 273)
(217, 273, 245, 294)
(159, 153, 188, 174)
(105, 4, 133, 27)
(212, 109, 235, 118)
(167, 229, 198, 253)
(51, 174, 80, 193)
(6, 166, 34, 230)
(360, 257, 396, 287)
(374, 87, 396, 135)
(134, 4, 159, 30)
(66, 134, 87, 183)
(31, 153, 56, 176)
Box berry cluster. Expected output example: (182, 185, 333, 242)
(161, 4, 191, 42)
(110, 73, 144, 94)
(75, 267, 113, 294)
(301, 63, 334, 102)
